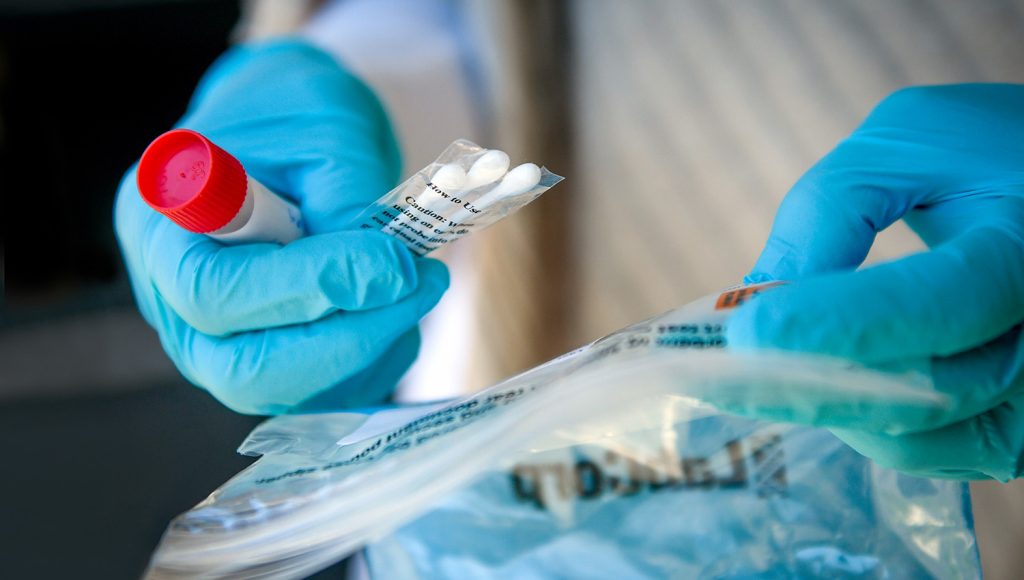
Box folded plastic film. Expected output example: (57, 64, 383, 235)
(144, 285, 973, 579)
(369, 419, 978, 579)
(349, 139, 563, 256)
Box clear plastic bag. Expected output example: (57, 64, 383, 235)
(348, 139, 563, 256)
(368, 418, 978, 579)
(145, 285, 979, 579)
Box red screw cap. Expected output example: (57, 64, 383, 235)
(137, 129, 248, 233)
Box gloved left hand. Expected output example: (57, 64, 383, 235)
(115, 40, 449, 415)
(727, 84, 1024, 481)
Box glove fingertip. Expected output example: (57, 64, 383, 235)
(416, 257, 450, 289)
(380, 234, 420, 291)
(743, 271, 777, 285)
(413, 258, 450, 316)
(725, 287, 812, 352)
(725, 295, 773, 351)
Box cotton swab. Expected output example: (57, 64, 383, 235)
(392, 163, 466, 232)
(460, 150, 510, 192)
(428, 163, 468, 192)
(447, 163, 542, 226)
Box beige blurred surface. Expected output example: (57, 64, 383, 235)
(973, 478, 1024, 579)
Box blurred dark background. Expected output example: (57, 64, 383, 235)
(0, 2, 264, 578)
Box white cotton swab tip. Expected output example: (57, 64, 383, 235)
(429, 163, 467, 191)
(462, 149, 510, 191)
(476, 163, 542, 206)
(445, 163, 544, 228)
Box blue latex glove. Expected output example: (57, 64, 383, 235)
(115, 40, 449, 415)
(727, 84, 1024, 481)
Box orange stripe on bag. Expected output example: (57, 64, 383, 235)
(714, 283, 783, 310)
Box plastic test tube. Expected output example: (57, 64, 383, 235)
(137, 129, 304, 245)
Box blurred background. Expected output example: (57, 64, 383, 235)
(3, 0, 1024, 578)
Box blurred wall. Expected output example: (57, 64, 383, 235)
(0, 0, 239, 397)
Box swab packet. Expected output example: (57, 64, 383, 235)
(349, 139, 563, 256)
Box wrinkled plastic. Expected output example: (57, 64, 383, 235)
(349, 139, 562, 256)
(368, 418, 978, 579)
(145, 285, 979, 579)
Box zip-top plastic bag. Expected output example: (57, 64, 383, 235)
(145, 285, 980, 579)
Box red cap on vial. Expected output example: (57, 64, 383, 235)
(137, 129, 248, 233)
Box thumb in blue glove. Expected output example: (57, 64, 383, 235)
(727, 84, 1024, 481)
(115, 40, 449, 415)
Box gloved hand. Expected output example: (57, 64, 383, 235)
(115, 40, 449, 415)
(727, 84, 1024, 481)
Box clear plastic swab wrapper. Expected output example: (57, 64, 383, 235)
(349, 139, 563, 256)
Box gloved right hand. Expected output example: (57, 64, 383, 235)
(115, 40, 449, 415)
(727, 84, 1024, 481)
